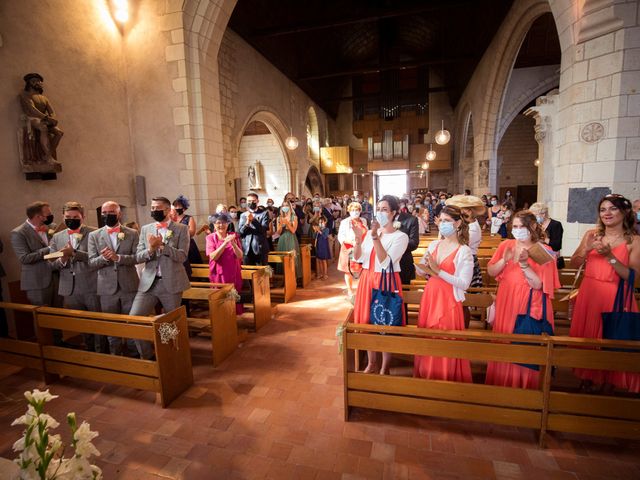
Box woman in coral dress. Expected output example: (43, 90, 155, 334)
(570, 194, 640, 392)
(206, 213, 244, 314)
(353, 195, 409, 375)
(414, 205, 474, 382)
(485, 211, 560, 389)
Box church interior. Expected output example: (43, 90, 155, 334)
(1, 0, 640, 478)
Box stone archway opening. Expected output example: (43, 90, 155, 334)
(237, 119, 291, 205)
(495, 11, 560, 208)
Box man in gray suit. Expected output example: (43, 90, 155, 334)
(50, 201, 105, 352)
(88, 201, 140, 356)
(10, 201, 56, 306)
(129, 196, 190, 359)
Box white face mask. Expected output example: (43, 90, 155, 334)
(375, 211, 389, 228)
(439, 221, 456, 237)
(511, 227, 531, 241)
(349, 211, 360, 218)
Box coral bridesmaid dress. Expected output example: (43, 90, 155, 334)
(414, 244, 472, 382)
(485, 240, 559, 389)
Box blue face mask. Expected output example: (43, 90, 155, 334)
(536, 215, 544, 224)
(281, 206, 290, 213)
(439, 221, 456, 237)
(313, 206, 321, 212)
(375, 211, 389, 228)
(636, 211, 640, 221)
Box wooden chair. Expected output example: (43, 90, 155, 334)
(35, 305, 192, 407)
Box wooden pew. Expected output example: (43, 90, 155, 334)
(182, 284, 238, 367)
(189, 265, 272, 328)
(263, 251, 297, 303)
(300, 243, 312, 288)
(36, 305, 193, 407)
(341, 313, 640, 446)
(0, 303, 44, 374)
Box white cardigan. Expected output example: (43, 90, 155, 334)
(421, 240, 474, 302)
(337, 217, 368, 245)
(357, 229, 409, 272)
(468, 220, 481, 255)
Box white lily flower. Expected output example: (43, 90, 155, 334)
(24, 389, 58, 405)
(11, 405, 38, 426)
(74, 422, 100, 458)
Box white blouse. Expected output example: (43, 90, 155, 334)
(468, 220, 481, 255)
(337, 216, 368, 245)
(357, 229, 409, 272)
(421, 240, 474, 302)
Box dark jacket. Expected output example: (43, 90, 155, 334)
(396, 213, 420, 284)
(544, 218, 565, 269)
(238, 207, 271, 264)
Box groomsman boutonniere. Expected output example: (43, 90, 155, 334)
(117, 232, 125, 241)
(48, 229, 55, 237)
(164, 230, 174, 244)
(73, 233, 83, 242)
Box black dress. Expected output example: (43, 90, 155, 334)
(180, 215, 203, 270)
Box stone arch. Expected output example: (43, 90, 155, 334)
(303, 165, 325, 198)
(234, 108, 295, 198)
(465, 0, 575, 193)
(306, 106, 320, 165)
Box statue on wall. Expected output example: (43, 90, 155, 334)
(248, 162, 262, 190)
(17, 73, 63, 178)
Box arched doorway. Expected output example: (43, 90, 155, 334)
(303, 166, 324, 198)
(307, 106, 320, 166)
(237, 118, 291, 205)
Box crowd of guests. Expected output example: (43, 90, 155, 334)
(3, 190, 640, 394)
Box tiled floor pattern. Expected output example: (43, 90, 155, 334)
(1, 270, 640, 479)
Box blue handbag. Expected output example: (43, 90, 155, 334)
(513, 289, 554, 371)
(602, 269, 640, 342)
(370, 261, 403, 327)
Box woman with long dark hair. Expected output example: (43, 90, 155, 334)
(485, 211, 560, 389)
(352, 195, 409, 375)
(570, 194, 640, 392)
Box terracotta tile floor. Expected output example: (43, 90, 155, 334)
(2, 268, 640, 479)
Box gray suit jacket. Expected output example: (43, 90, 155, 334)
(136, 221, 190, 294)
(88, 225, 140, 296)
(50, 225, 98, 296)
(10, 221, 53, 290)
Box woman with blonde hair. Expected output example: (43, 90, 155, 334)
(446, 195, 485, 287)
(414, 205, 474, 381)
(337, 201, 368, 297)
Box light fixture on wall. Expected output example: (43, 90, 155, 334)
(534, 159, 541, 167)
(421, 161, 429, 170)
(285, 80, 299, 150)
(108, 0, 130, 33)
(435, 120, 451, 145)
(346, 166, 353, 174)
(425, 144, 436, 161)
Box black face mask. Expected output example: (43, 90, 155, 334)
(175, 208, 184, 216)
(43, 214, 54, 225)
(248, 202, 257, 211)
(64, 218, 81, 230)
(102, 214, 119, 227)
(151, 210, 166, 222)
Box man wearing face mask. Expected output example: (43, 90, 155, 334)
(395, 202, 420, 285)
(11, 201, 56, 307)
(88, 201, 141, 355)
(50, 202, 105, 351)
(129, 196, 190, 359)
(434, 194, 448, 217)
(238, 192, 271, 266)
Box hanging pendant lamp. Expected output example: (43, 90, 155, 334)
(426, 143, 436, 161)
(285, 81, 299, 150)
(435, 120, 451, 145)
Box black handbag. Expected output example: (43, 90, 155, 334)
(513, 289, 553, 370)
(602, 269, 640, 341)
(369, 262, 403, 327)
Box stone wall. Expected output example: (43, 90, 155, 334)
(497, 115, 539, 190)
(237, 134, 290, 205)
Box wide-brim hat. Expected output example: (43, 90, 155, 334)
(445, 195, 486, 214)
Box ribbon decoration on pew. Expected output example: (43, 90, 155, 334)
(227, 287, 241, 303)
(264, 266, 274, 278)
(335, 323, 346, 354)
(158, 321, 180, 349)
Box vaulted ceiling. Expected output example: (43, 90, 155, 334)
(228, 1, 559, 119)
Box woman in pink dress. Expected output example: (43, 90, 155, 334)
(570, 194, 640, 392)
(352, 195, 409, 375)
(414, 205, 474, 382)
(206, 213, 244, 314)
(485, 211, 560, 389)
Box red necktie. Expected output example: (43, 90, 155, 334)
(67, 229, 81, 234)
(36, 225, 48, 233)
(107, 226, 120, 234)
(156, 222, 168, 229)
